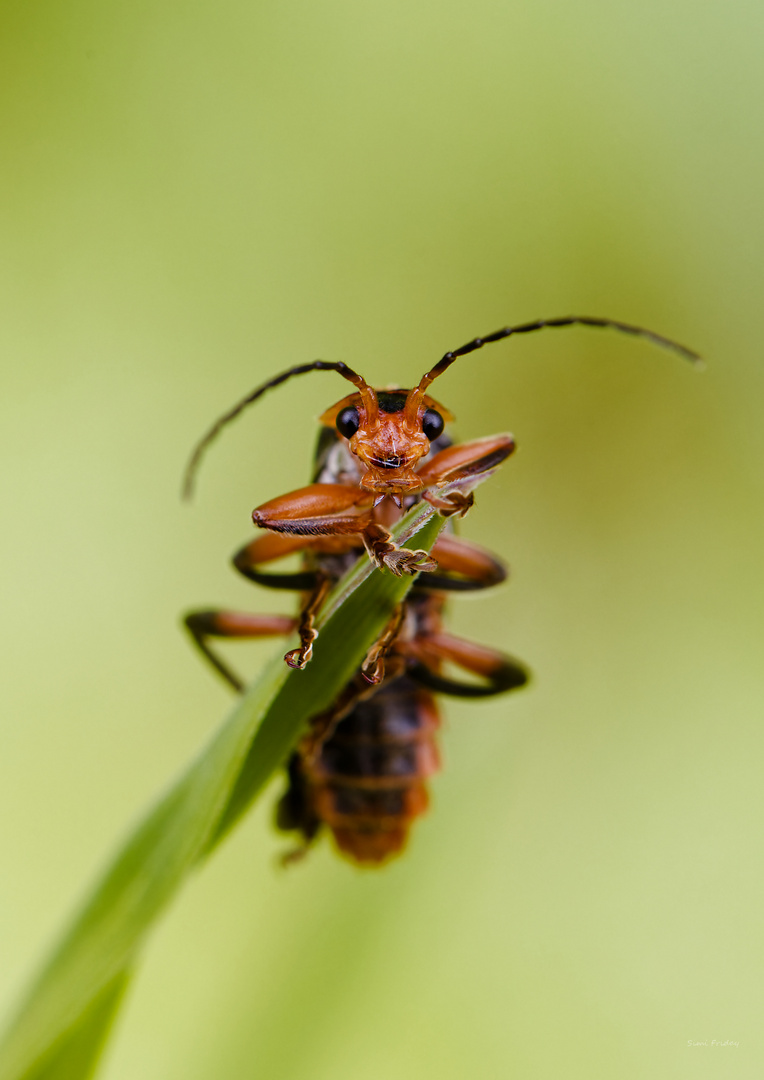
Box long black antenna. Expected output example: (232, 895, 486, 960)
(415, 315, 702, 396)
(182, 360, 366, 499)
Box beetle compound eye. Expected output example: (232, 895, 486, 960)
(422, 409, 444, 441)
(336, 406, 360, 439)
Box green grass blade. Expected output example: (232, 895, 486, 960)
(0, 506, 443, 1080)
(16, 971, 131, 1080)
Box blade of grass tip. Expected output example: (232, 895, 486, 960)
(0, 503, 444, 1080)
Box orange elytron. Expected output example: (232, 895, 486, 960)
(183, 316, 700, 864)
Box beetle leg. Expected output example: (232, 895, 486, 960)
(233, 531, 370, 591)
(362, 523, 438, 576)
(283, 573, 333, 670)
(233, 532, 321, 591)
(252, 482, 437, 577)
(423, 490, 475, 517)
(404, 630, 530, 698)
(360, 604, 406, 685)
(417, 435, 516, 516)
(414, 534, 507, 592)
(184, 610, 296, 691)
(252, 483, 372, 535)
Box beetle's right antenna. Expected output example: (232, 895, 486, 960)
(183, 360, 373, 499)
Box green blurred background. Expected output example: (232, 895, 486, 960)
(1, 0, 762, 1077)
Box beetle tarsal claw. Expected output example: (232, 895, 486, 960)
(284, 627, 319, 669)
(381, 546, 438, 576)
(284, 646, 308, 669)
(425, 489, 475, 517)
(361, 657, 384, 684)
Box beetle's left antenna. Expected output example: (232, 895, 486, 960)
(405, 315, 702, 424)
(183, 360, 368, 499)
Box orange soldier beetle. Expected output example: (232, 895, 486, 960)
(183, 316, 700, 864)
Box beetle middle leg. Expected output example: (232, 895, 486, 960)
(185, 528, 336, 688)
(283, 572, 333, 670)
(230, 532, 343, 671)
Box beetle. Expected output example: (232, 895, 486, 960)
(183, 316, 700, 864)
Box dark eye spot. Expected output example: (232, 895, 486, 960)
(336, 406, 360, 439)
(422, 409, 444, 441)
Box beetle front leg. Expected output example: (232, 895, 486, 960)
(417, 435, 516, 516)
(361, 523, 437, 576)
(252, 483, 437, 577)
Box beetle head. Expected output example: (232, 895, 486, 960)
(320, 388, 453, 495)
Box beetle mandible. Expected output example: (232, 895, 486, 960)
(183, 315, 700, 864)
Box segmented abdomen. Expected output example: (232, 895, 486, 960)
(298, 675, 441, 865)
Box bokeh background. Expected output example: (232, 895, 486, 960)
(1, 0, 762, 1077)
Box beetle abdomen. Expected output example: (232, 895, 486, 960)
(299, 675, 441, 865)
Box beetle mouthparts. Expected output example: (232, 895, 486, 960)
(371, 455, 403, 469)
(360, 468, 424, 494)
